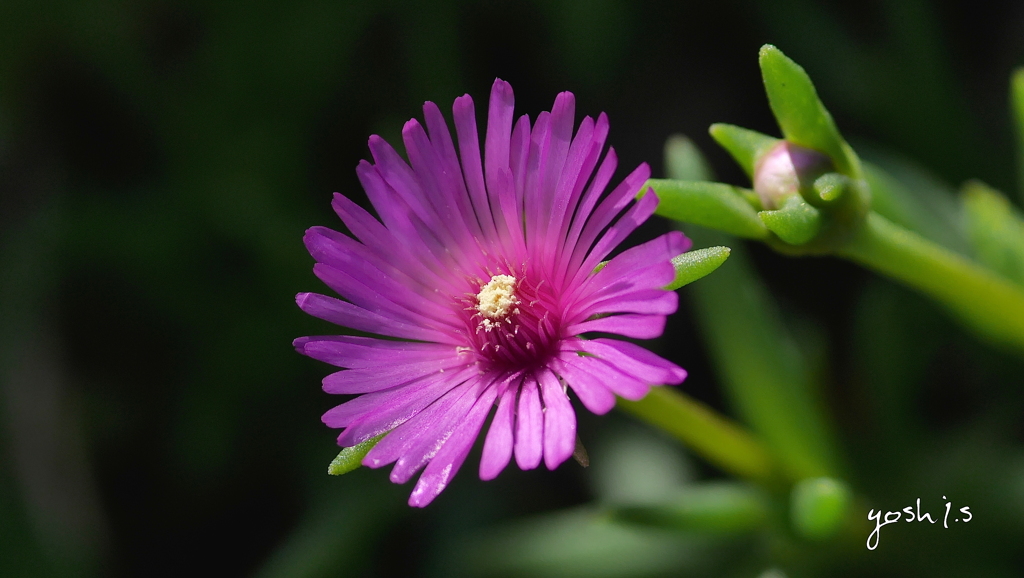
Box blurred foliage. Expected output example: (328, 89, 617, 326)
(1, 0, 1024, 577)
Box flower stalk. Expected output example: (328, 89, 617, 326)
(839, 211, 1024, 353)
(617, 387, 777, 485)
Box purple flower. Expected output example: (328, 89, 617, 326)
(295, 79, 688, 507)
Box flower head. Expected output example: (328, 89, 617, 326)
(295, 79, 688, 507)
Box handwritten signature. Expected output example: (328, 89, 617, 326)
(867, 497, 972, 550)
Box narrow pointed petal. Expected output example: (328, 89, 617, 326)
(538, 369, 576, 470)
(514, 378, 543, 470)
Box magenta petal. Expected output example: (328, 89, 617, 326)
(322, 355, 467, 394)
(573, 338, 687, 385)
(514, 377, 543, 470)
(383, 379, 488, 484)
(408, 382, 499, 507)
(479, 384, 518, 480)
(452, 94, 497, 241)
(294, 335, 453, 369)
(553, 356, 617, 415)
(484, 79, 515, 198)
(296, 293, 457, 344)
(569, 353, 652, 401)
(538, 369, 575, 470)
(327, 365, 476, 438)
(577, 182, 660, 276)
(581, 288, 678, 318)
(569, 314, 667, 340)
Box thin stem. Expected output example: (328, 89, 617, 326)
(839, 212, 1024, 354)
(617, 387, 778, 485)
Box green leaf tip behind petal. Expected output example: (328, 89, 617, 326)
(646, 179, 769, 240)
(709, 124, 780, 180)
(758, 44, 861, 179)
(328, 432, 386, 476)
(666, 246, 731, 291)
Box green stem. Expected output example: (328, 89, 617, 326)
(839, 212, 1024, 354)
(617, 387, 777, 485)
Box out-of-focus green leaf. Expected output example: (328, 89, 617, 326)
(327, 433, 386, 476)
(455, 507, 722, 578)
(610, 481, 771, 534)
(758, 45, 861, 178)
(589, 425, 694, 504)
(682, 226, 841, 481)
(789, 477, 851, 540)
(758, 195, 822, 245)
(647, 180, 769, 240)
(666, 246, 732, 290)
(962, 180, 1024, 287)
(708, 123, 780, 180)
(665, 134, 715, 182)
(1011, 68, 1024, 202)
(860, 149, 968, 255)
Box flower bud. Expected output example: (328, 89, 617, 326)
(753, 142, 832, 210)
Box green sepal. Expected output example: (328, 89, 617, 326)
(610, 481, 771, 534)
(327, 432, 387, 475)
(646, 179, 769, 240)
(790, 477, 852, 541)
(961, 180, 1024, 286)
(665, 246, 732, 291)
(758, 45, 862, 179)
(812, 172, 849, 204)
(759, 195, 822, 245)
(708, 123, 780, 180)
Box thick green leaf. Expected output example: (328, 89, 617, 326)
(666, 246, 731, 290)
(327, 433, 386, 475)
(647, 179, 768, 240)
(790, 477, 852, 540)
(759, 44, 861, 178)
(961, 180, 1024, 287)
(708, 123, 780, 180)
(758, 195, 822, 245)
(611, 482, 771, 534)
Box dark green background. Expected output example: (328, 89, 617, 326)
(2, 1, 1023, 576)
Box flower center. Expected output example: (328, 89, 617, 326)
(466, 272, 561, 372)
(475, 274, 520, 329)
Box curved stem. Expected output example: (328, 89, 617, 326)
(839, 212, 1024, 354)
(617, 387, 778, 485)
